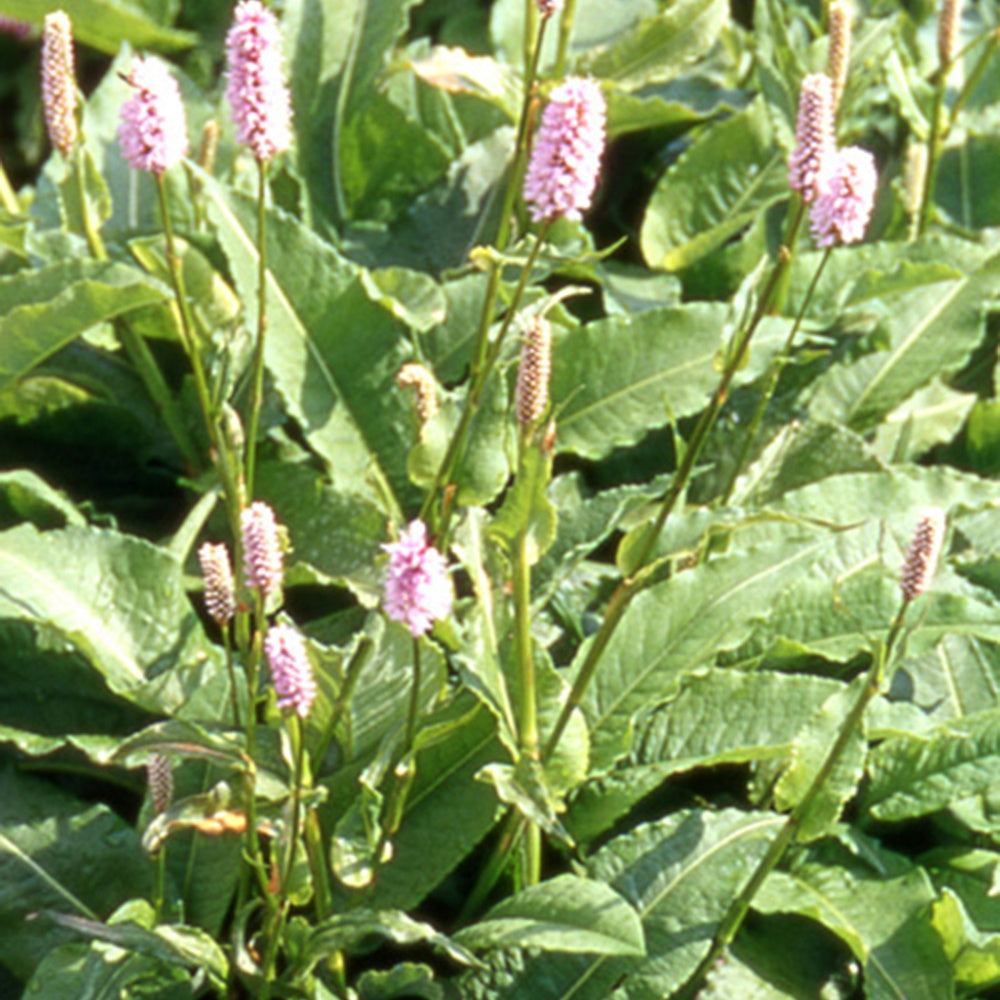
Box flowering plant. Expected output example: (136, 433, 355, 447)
(0, 1, 998, 998)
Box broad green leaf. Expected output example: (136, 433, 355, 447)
(0, 524, 229, 717)
(0, 766, 151, 982)
(552, 303, 726, 459)
(640, 100, 789, 272)
(810, 249, 1000, 432)
(460, 808, 782, 999)
(581, 532, 840, 769)
(864, 708, 1000, 822)
(1, 0, 194, 53)
(356, 962, 443, 1000)
(204, 179, 416, 510)
(0, 260, 167, 390)
(757, 858, 952, 1000)
(0, 469, 85, 529)
(406, 46, 520, 120)
(57, 148, 112, 247)
(870, 379, 976, 463)
(932, 888, 1000, 994)
(937, 133, 1000, 229)
(455, 876, 644, 957)
(773, 678, 868, 842)
(577, 0, 728, 88)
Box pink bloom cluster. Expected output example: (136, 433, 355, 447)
(198, 541, 236, 625)
(118, 57, 189, 175)
(809, 146, 877, 248)
(41, 11, 77, 156)
(535, 0, 564, 15)
(523, 77, 606, 224)
(383, 520, 453, 637)
(788, 73, 833, 203)
(264, 624, 316, 717)
(225, 0, 293, 162)
(241, 501, 284, 597)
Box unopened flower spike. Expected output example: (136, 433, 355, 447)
(523, 77, 606, 224)
(827, 1, 851, 116)
(397, 362, 439, 423)
(938, 0, 963, 68)
(900, 508, 946, 602)
(264, 624, 316, 717)
(241, 501, 284, 597)
(118, 56, 189, 175)
(809, 145, 877, 247)
(788, 73, 834, 203)
(383, 520, 453, 638)
(226, 0, 293, 162)
(0, 16, 30, 38)
(198, 542, 236, 626)
(516, 315, 552, 429)
(41, 10, 77, 157)
(146, 753, 174, 816)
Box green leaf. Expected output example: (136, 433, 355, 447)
(357, 962, 443, 1000)
(864, 708, 1000, 822)
(932, 888, 1000, 994)
(936, 132, 1000, 229)
(576, 0, 728, 88)
(460, 808, 782, 999)
(203, 179, 417, 510)
(581, 532, 840, 770)
(773, 678, 867, 842)
(456, 876, 644, 957)
(0, 766, 151, 982)
(2, 0, 195, 53)
(0, 260, 167, 391)
(640, 100, 789, 272)
(552, 303, 726, 460)
(0, 469, 84, 529)
(0, 524, 229, 717)
(756, 858, 953, 1000)
(491, 444, 557, 565)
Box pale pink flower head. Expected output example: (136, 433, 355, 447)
(383, 520, 453, 637)
(41, 10, 77, 156)
(809, 145, 877, 247)
(535, 0, 564, 16)
(0, 16, 31, 38)
(118, 57, 189, 175)
(241, 501, 284, 597)
(264, 624, 316, 717)
(900, 508, 946, 602)
(225, 0, 293, 162)
(788, 73, 834, 203)
(523, 77, 606, 224)
(198, 542, 236, 625)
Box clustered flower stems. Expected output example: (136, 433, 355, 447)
(678, 510, 946, 998)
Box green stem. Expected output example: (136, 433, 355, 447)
(280, 714, 307, 897)
(458, 809, 526, 923)
(917, 69, 947, 235)
(304, 810, 333, 921)
(948, 29, 999, 127)
(677, 601, 911, 999)
(514, 518, 537, 760)
(554, 0, 579, 78)
(223, 627, 242, 729)
(545, 228, 798, 760)
(0, 161, 19, 214)
(245, 158, 269, 499)
(722, 244, 832, 504)
(73, 144, 106, 261)
(152, 848, 165, 922)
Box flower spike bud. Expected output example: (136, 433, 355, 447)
(516, 315, 552, 429)
(809, 145, 877, 247)
(0, 16, 31, 38)
(264, 624, 316, 717)
(900, 508, 946, 602)
(225, 0, 293, 162)
(146, 753, 174, 815)
(197, 119, 220, 174)
(198, 542, 236, 625)
(523, 77, 606, 223)
(41, 11, 77, 156)
(903, 139, 928, 220)
(827, 2, 851, 117)
(535, 0, 564, 16)
(397, 362, 439, 423)
(118, 57, 189, 175)
(788, 73, 834, 202)
(938, 0, 963, 68)
(383, 521, 453, 637)
(241, 501, 284, 596)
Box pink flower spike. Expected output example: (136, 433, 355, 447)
(264, 624, 316, 717)
(41, 10, 77, 156)
(523, 77, 606, 224)
(241, 501, 284, 597)
(383, 520, 453, 638)
(198, 542, 236, 626)
(225, 0, 293, 162)
(809, 145, 877, 248)
(788, 73, 834, 203)
(118, 57, 188, 176)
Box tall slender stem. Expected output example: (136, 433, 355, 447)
(917, 77, 946, 236)
(513, 521, 537, 759)
(722, 245, 832, 504)
(73, 145, 107, 261)
(245, 158, 269, 498)
(554, 0, 579, 78)
(280, 714, 307, 895)
(677, 603, 911, 999)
